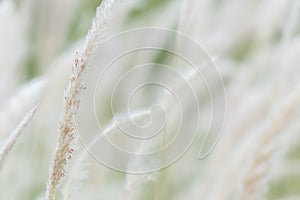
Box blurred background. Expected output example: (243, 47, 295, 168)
(0, 0, 300, 199)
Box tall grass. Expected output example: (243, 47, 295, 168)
(0, 0, 300, 199)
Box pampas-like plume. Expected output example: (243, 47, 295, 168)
(238, 83, 300, 200)
(62, 109, 152, 200)
(82, 0, 118, 63)
(0, 77, 46, 137)
(0, 105, 37, 168)
(44, 1, 119, 199)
